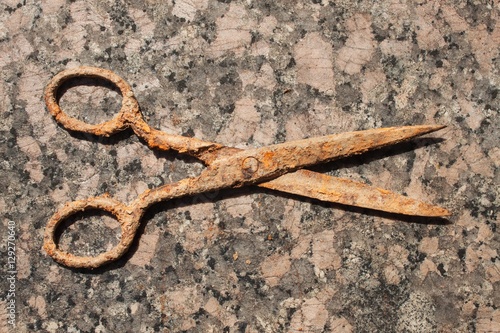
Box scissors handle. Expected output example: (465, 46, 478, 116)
(45, 66, 140, 137)
(43, 165, 231, 269)
(42, 67, 242, 269)
(45, 66, 223, 160)
(43, 195, 142, 268)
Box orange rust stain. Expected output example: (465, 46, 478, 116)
(261, 151, 276, 169)
(377, 188, 391, 195)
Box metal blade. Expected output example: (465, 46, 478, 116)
(203, 125, 449, 216)
(247, 125, 446, 173)
(206, 125, 446, 191)
(259, 169, 451, 217)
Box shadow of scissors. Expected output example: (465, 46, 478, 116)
(43, 67, 450, 269)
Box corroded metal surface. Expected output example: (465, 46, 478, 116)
(261, 170, 450, 217)
(43, 67, 449, 269)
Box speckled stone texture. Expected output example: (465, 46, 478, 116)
(0, 1, 498, 332)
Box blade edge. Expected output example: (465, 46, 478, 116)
(259, 169, 451, 217)
(244, 125, 447, 176)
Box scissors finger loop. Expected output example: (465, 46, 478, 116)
(44, 66, 141, 137)
(43, 196, 138, 269)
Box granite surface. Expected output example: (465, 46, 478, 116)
(0, 0, 499, 332)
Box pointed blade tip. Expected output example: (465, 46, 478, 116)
(418, 124, 447, 134)
(438, 208, 452, 218)
(430, 124, 447, 131)
(419, 206, 452, 218)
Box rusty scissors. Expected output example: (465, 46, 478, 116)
(43, 67, 450, 269)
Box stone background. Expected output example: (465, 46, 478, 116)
(0, 0, 499, 332)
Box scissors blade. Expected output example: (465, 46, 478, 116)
(259, 169, 450, 217)
(201, 125, 448, 216)
(206, 125, 445, 189)
(250, 125, 446, 172)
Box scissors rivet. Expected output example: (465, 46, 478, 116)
(241, 156, 259, 178)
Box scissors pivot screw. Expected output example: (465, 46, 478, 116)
(241, 156, 260, 178)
